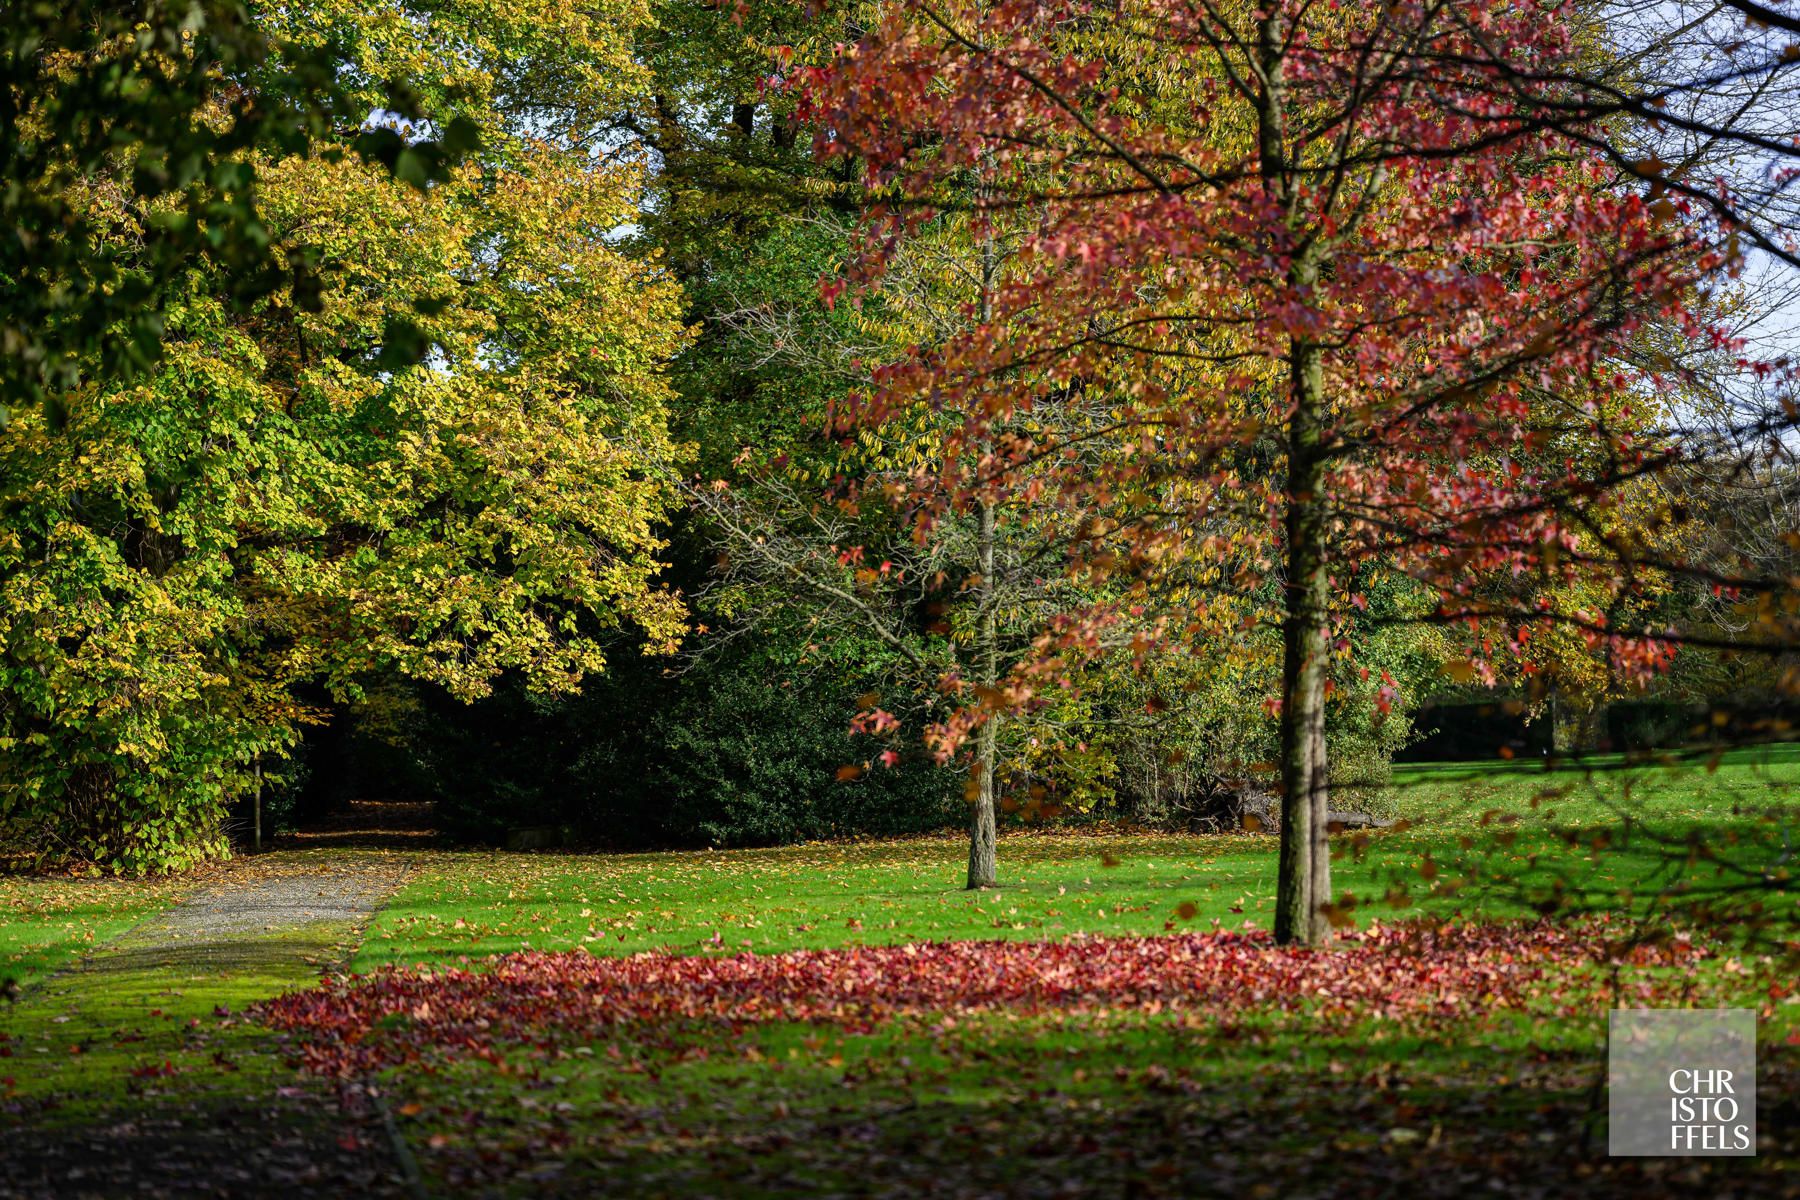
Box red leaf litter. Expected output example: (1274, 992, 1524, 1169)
(253, 923, 1705, 1078)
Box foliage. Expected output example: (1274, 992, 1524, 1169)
(807, 0, 1760, 940)
(0, 0, 687, 873)
(597, 653, 955, 848)
(0, 0, 476, 425)
(413, 640, 956, 849)
(260, 921, 1713, 1079)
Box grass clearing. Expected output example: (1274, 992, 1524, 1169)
(302, 915, 1800, 1197)
(3, 921, 365, 1115)
(0, 873, 191, 991)
(298, 748, 1800, 1196)
(2, 849, 406, 1118)
(3, 754, 1796, 1196)
(376, 999, 1796, 1198)
(1389, 742, 1800, 823)
(355, 745, 1800, 972)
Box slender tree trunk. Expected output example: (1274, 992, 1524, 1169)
(968, 495, 1000, 889)
(1307, 681, 1329, 931)
(966, 190, 1001, 891)
(1275, 337, 1333, 946)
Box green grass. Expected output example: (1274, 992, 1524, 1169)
(354, 744, 1800, 973)
(357, 832, 1292, 969)
(359, 922, 1797, 1197)
(3, 752, 1796, 1196)
(1, 848, 397, 1120)
(1390, 741, 1800, 820)
(332, 748, 1800, 1194)
(383, 999, 1797, 1198)
(1, 920, 367, 1118)
(0, 874, 190, 990)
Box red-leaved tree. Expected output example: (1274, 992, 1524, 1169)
(802, 0, 1779, 943)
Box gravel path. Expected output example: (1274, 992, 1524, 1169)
(0, 803, 431, 1200)
(51, 855, 418, 981)
(137, 861, 411, 940)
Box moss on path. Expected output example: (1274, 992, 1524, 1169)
(1, 810, 429, 1199)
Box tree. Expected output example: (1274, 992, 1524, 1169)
(807, 0, 1779, 942)
(0, 0, 686, 872)
(685, 205, 1137, 888)
(0, 0, 476, 425)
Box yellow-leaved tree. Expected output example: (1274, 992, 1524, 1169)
(0, 0, 688, 872)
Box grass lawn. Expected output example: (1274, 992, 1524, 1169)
(1, 849, 401, 1114)
(3, 751, 1796, 1196)
(0, 873, 190, 990)
(353, 744, 1800, 970)
(1390, 741, 1800, 821)
(306, 747, 1799, 1197)
(1, 848, 420, 1195)
(3, 921, 366, 1113)
(331, 992, 1797, 1198)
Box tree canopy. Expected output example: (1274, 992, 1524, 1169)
(2, 0, 1797, 921)
(0, 0, 686, 871)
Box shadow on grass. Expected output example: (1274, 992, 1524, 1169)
(414, 1043, 1799, 1199)
(1, 916, 405, 1198)
(1, 1091, 410, 1200)
(61, 932, 350, 977)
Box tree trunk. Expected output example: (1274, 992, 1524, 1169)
(966, 197, 1001, 891)
(968, 712, 999, 889)
(968, 496, 1000, 889)
(1274, 336, 1332, 946)
(1256, 9, 1332, 947)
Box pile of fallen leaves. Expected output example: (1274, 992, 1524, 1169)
(254, 922, 1707, 1078)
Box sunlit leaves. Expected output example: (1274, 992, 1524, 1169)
(800, 0, 1752, 823)
(0, 0, 687, 872)
(257, 921, 1710, 1079)
(0, 0, 485, 423)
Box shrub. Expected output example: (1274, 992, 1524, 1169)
(412, 640, 958, 849)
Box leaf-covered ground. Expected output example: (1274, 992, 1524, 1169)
(3, 755, 1797, 1196)
(261, 921, 1719, 1077)
(258, 921, 1799, 1197)
(263, 752, 1799, 1196)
